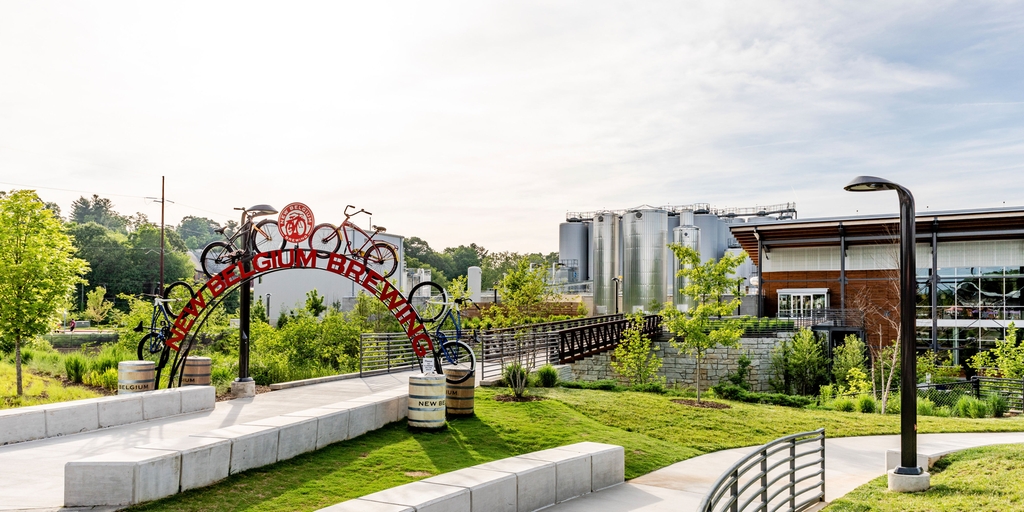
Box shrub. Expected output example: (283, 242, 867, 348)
(988, 394, 1009, 418)
(885, 393, 900, 415)
(611, 312, 663, 386)
(82, 367, 119, 391)
(536, 365, 559, 388)
(917, 397, 936, 416)
(630, 382, 666, 394)
(725, 353, 753, 391)
(560, 379, 621, 391)
(857, 394, 877, 414)
(710, 383, 812, 408)
(832, 334, 867, 389)
(832, 397, 856, 412)
(953, 396, 991, 418)
(502, 362, 529, 397)
(819, 384, 836, 403)
(64, 354, 87, 384)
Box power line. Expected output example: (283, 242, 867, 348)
(0, 180, 234, 219)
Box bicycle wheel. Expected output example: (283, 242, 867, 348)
(409, 281, 448, 323)
(252, 220, 284, 253)
(137, 332, 165, 362)
(163, 281, 195, 318)
(438, 339, 476, 383)
(364, 242, 398, 278)
(308, 223, 342, 254)
(200, 241, 233, 278)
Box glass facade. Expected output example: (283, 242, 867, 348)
(777, 289, 829, 318)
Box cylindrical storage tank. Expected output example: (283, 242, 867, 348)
(467, 266, 482, 302)
(592, 212, 621, 315)
(118, 360, 155, 394)
(693, 214, 721, 262)
(444, 369, 475, 417)
(558, 222, 588, 284)
(408, 373, 447, 430)
(666, 213, 681, 302)
(585, 220, 594, 282)
(182, 357, 212, 386)
(622, 209, 668, 314)
(673, 226, 700, 311)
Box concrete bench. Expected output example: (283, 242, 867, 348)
(1, 386, 216, 446)
(63, 389, 410, 507)
(317, 442, 625, 512)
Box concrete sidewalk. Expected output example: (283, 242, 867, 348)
(0, 371, 413, 511)
(545, 431, 1024, 511)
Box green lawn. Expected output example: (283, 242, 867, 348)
(826, 444, 1024, 511)
(130, 387, 1024, 512)
(0, 361, 104, 408)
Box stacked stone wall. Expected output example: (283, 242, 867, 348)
(569, 332, 792, 392)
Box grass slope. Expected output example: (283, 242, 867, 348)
(826, 444, 1024, 511)
(130, 387, 1024, 512)
(0, 361, 103, 408)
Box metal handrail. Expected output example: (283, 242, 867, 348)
(700, 429, 825, 512)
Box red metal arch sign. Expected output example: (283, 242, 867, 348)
(167, 248, 433, 357)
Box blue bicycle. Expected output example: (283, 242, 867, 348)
(409, 281, 478, 384)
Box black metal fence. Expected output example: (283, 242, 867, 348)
(557, 315, 661, 364)
(700, 429, 826, 512)
(916, 376, 1024, 412)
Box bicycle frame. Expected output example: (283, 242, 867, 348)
(223, 210, 274, 253)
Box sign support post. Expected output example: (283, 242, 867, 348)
(231, 226, 257, 398)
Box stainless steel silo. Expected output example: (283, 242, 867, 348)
(673, 225, 700, 311)
(584, 220, 594, 281)
(666, 213, 681, 302)
(622, 209, 668, 313)
(693, 213, 721, 262)
(592, 212, 620, 315)
(558, 222, 588, 283)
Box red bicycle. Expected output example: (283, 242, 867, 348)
(307, 205, 399, 278)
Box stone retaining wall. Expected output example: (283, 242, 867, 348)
(570, 332, 792, 392)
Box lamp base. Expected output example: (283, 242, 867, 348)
(888, 469, 930, 493)
(231, 378, 256, 399)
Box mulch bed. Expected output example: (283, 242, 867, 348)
(671, 398, 731, 409)
(494, 394, 547, 403)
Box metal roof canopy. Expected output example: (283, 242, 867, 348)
(730, 206, 1024, 266)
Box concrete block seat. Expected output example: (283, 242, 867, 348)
(1, 386, 215, 446)
(65, 447, 181, 507)
(317, 442, 625, 512)
(192, 424, 280, 474)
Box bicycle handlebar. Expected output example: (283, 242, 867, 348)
(344, 205, 371, 219)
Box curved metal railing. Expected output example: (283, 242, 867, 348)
(699, 429, 825, 512)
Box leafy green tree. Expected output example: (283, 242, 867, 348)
(70, 194, 128, 232)
(84, 286, 114, 324)
(660, 245, 746, 402)
(176, 216, 223, 251)
(611, 312, 664, 386)
(126, 224, 193, 294)
(0, 190, 88, 395)
(67, 222, 132, 298)
(969, 323, 1021, 378)
(306, 289, 327, 317)
(788, 328, 827, 396)
(832, 334, 867, 389)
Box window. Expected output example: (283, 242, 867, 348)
(777, 288, 829, 318)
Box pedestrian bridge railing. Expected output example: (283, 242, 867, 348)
(700, 428, 825, 512)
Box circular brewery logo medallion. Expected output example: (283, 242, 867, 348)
(278, 202, 315, 244)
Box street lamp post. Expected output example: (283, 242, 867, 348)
(612, 276, 621, 315)
(845, 176, 930, 492)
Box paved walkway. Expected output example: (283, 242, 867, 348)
(0, 371, 413, 512)
(4, 375, 1024, 512)
(546, 431, 1024, 511)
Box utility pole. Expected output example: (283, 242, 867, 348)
(160, 176, 165, 294)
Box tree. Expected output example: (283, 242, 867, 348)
(176, 216, 223, 251)
(660, 245, 746, 402)
(969, 323, 1021, 378)
(611, 312, 664, 386)
(832, 334, 867, 390)
(306, 289, 327, 317)
(0, 190, 88, 395)
(70, 194, 128, 232)
(84, 286, 114, 324)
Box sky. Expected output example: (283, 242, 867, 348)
(2, 1, 1023, 254)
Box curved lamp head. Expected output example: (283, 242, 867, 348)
(246, 204, 278, 216)
(844, 175, 898, 192)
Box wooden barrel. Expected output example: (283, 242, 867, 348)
(118, 361, 155, 395)
(444, 368, 475, 417)
(408, 373, 447, 430)
(182, 357, 212, 386)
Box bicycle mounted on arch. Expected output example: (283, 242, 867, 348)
(307, 205, 399, 278)
(409, 281, 478, 384)
(133, 281, 195, 376)
(200, 204, 281, 278)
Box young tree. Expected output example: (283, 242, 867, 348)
(660, 245, 747, 402)
(305, 289, 327, 317)
(84, 286, 115, 324)
(612, 312, 664, 386)
(832, 334, 867, 390)
(0, 190, 88, 395)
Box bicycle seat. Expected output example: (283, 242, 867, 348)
(133, 321, 144, 333)
(214, 227, 227, 235)
(372, 225, 386, 233)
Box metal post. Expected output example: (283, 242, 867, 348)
(238, 225, 252, 382)
(159, 176, 165, 294)
(789, 439, 797, 509)
(895, 185, 919, 474)
(760, 449, 768, 509)
(839, 223, 846, 312)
